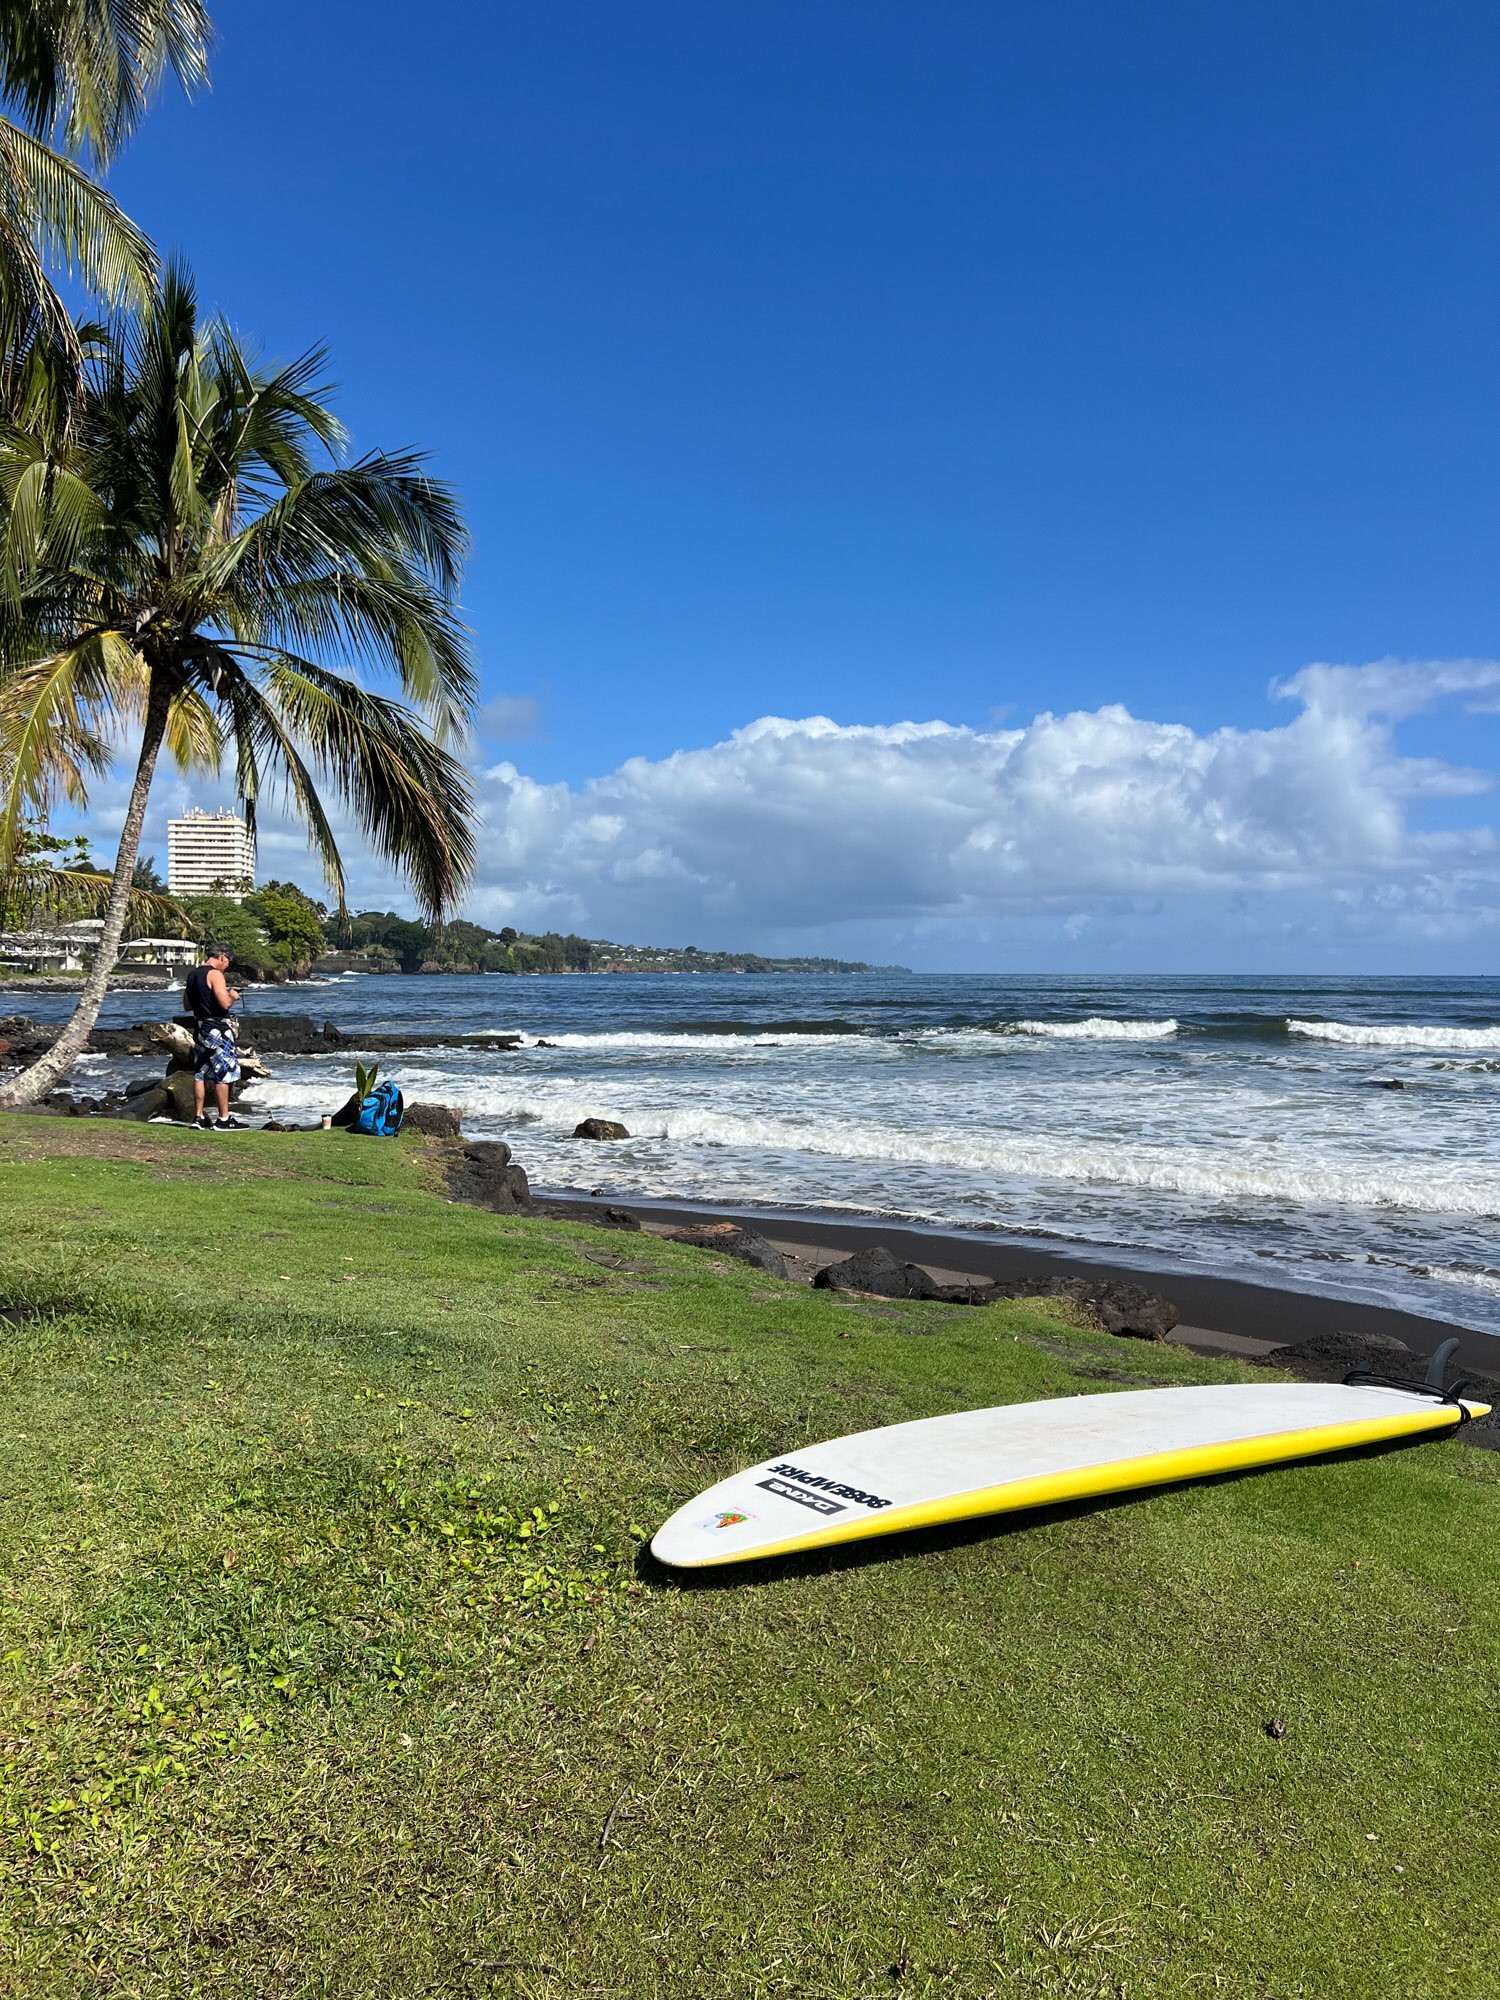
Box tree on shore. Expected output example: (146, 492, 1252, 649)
(0, 1, 212, 407)
(243, 881, 326, 972)
(0, 263, 477, 1104)
(0, 817, 183, 933)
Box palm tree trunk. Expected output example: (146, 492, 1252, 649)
(0, 676, 171, 1107)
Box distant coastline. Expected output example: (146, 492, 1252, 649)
(0, 959, 905, 994)
(312, 955, 906, 978)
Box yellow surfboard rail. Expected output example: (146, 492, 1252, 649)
(689, 1394, 1488, 1568)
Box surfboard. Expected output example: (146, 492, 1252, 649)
(650, 1379, 1489, 1569)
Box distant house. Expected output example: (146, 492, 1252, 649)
(0, 931, 79, 973)
(0, 921, 196, 976)
(119, 937, 198, 968)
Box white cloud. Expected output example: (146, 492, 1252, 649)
(48, 658, 1500, 958)
(457, 661, 1499, 940)
(1272, 656, 1500, 720)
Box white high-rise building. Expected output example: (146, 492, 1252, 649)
(167, 808, 256, 901)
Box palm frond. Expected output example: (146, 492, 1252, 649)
(211, 654, 347, 905)
(224, 572, 475, 742)
(0, 0, 212, 165)
(207, 453, 469, 601)
(259, 652, 476, 919)
(5, 862, 188, 932)
(0, 114, 154, 305)
(0, 624, 140, 861)
(162, 680, 222, 773)
(0, 425, 103, 581)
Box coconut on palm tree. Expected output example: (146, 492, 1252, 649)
(0, 260, 477, 1105)
(0, 1, 213, 408)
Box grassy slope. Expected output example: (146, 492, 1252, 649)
(0, 1119, 1494, 2000)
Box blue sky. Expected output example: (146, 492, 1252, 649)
(87, 1, 1500, 968)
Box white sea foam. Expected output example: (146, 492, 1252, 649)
(1007, 1016, 1179, 1041)
(287, 1073, 1500, 1218)
(1288, 1018, 1500, 1051)
(507, 1029, 863, 1052)
(1421, 1266, 1500, 1299)
(231, 969, 1500, 1336)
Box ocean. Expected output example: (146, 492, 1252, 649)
(39, 969, 1500, 1336)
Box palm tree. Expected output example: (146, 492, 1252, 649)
(0, 261, 477, 1104)
(0, 1, 212, 406)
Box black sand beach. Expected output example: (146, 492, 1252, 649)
(537, 1188, 1500, 1378)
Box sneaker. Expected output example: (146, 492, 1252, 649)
(193, 1114, 215, 1130)
(213, 1115, 249, 1130)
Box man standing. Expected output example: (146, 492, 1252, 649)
(184, 946, 247, 1131)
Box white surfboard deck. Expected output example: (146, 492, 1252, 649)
(651, 1380, 1488, 1569)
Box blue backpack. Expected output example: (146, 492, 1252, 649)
(353, 1077, 404, 1137)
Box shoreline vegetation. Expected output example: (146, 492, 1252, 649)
(0, 1114, 1496, 1996)
(189, 885, 905, 979)
(0, 954, 899, 993)
(4, 873, 903, 983)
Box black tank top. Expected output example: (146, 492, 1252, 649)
(185, 965, 232, 1023)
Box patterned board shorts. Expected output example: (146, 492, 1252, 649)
(192, 1022, 241, 1086)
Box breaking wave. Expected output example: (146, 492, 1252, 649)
(1004, 1017, 1179, 1041)
(1420, 1265, 1500, 1299)
(507, 1029, 864, 1052)
(330, 1079, 1500, 1218)
(1289, 1018, 1500, 1051)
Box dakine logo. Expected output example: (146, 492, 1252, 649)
(758, 1477, 845, 1516)
(766, 1462, 893, 1510)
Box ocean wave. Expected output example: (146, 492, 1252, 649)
(284, 1076, 1500, 1217)
(1004, 1017, 1179, 1041)
(509, 1029, 864, 1052)
(649, 1114, 1500, 1213)
(1419, 1265, 1500, 1299)
(1289, 1018, 1500, 1051)
(665, 1017, 867, 1036)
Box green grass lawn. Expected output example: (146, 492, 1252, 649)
(0, 1117, 1495, 1999)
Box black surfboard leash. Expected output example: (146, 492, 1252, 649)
(1342, 1335, 1475, 1425)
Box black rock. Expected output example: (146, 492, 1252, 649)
(1264, 1331, 1415, 1380)
(574, 1118, 630, 1140)
(925, 1279, 1001, 1306)
(529, 1199, 642, 1231)
(443, 1141, 532, 1214)
(1370, 1078, 1406, 1091)
(68, 1013, 519, 1060)
(724, 1233, 789, 1278)
(0, 1016, 58, 1064)
(217, 1014, 346, 1055)
(665, 1225, 789, 1279)
(114, 1083, 169, 1121)
(161, 1072, 199, 1122)
(991, 1275, 1179, 1340)
(1266, 1334, 1500, 1452)
(1453, 1373, 1500, 1451)
(812, 1246, 948, 1301)
(403, 1101, 464, 1138)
